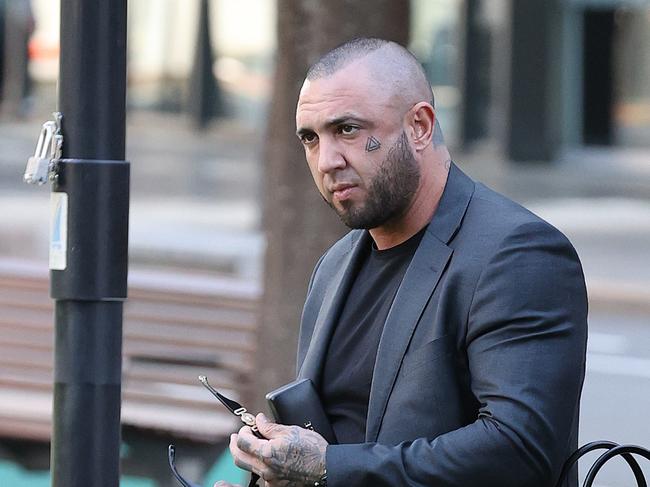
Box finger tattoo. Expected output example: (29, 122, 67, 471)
(237, 435, 253, 452)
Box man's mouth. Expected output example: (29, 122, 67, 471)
(330, 183, 358, 202)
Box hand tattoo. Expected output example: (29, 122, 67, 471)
(233, 416, 327, 487)
(365, 135, 381, 152)
(265, 426, 326, 486)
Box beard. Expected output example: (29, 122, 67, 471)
(330, 131, 421, 229)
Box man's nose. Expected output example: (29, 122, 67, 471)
(317, 140, 346, 174)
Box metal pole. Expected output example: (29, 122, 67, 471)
(507, 0, 562, 162)
(51, 1, 129, 486)
(459, 0, 490, 150)
(188, 0, 222, 128)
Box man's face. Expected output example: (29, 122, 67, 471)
(295, 63, 420, 229)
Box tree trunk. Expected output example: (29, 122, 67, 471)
(253, 0, 410, 411)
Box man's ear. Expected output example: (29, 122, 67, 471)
(407, 102, 435, 152)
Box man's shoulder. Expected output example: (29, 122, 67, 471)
(455, 179, 577, 260)
(444, 163, 566, 245)
(302, 230, 364, 307)
(468, 181, 562, 234)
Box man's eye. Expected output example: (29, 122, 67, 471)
(339, 125, 359, 136)
(300, 133, 318, 144)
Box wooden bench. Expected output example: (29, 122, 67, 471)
(0, 257, 261, 447)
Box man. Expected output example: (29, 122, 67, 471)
(216, 38, 587, 487)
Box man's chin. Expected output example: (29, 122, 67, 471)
(328, 201, 352, 220)
(336, 210, 374, 230)
(328, 201, 376, 229)
(334, 209, 358, 229)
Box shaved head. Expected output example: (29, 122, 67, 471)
(305, 37, 443, 144)
(307, 38, 434, 108)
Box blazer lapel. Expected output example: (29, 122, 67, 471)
(365, 163, 475, 442)
(365, 233, 452, 441)
(298, 231, 370, 387)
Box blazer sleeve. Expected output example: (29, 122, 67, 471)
(326, 221, 588, 487)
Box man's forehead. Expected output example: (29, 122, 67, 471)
(297, 95, 372, 134)
(296, 66, 390, 123)
(299, 64, 372, 101)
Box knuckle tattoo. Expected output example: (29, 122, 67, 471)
(237, 436, 251, 452)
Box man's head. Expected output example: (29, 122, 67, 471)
(296, 38, 447, 232)
(305, 38, 434, 109)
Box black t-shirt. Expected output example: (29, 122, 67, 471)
(320, 227, 426, 444)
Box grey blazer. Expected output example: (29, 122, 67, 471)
(296, 164, 588, 487)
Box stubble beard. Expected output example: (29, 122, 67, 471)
(330, 131, 421, 230)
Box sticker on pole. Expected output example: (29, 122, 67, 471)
(50, 192, 68, 270)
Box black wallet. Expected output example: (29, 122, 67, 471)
(266, 378, 337, 444)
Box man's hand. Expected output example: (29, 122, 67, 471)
(227, 413, 327, 487)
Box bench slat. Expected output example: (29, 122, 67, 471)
(0, 258, 260, 443)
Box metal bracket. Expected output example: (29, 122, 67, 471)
(24, 112, 63, 185)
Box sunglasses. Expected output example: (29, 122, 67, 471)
(168, 376, 262, 487)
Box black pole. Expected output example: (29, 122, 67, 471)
(50, 1, 129, 486)
(188, 0, 223, 128)
(507, 0, 562, 162)
(460, 0, 490, 150)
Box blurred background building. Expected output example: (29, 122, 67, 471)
(24, 0, 650, 151)
(1, 0, 649, 485)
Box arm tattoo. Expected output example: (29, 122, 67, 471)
(365, 135, 381, 152)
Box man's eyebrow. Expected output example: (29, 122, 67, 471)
(296, 127, 314, 138)
(325, 114, 369, 128)
(296, 114, 371, 137)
